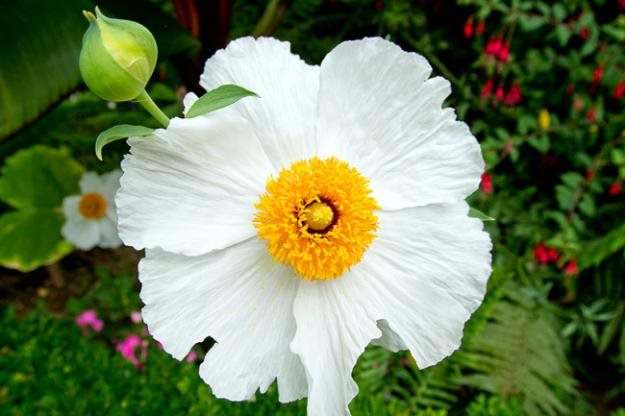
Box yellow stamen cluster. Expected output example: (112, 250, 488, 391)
(79, 192, 108, 219)
(254, 157, 379, 280)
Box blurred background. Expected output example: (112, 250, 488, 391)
(2, 0, 625, 414)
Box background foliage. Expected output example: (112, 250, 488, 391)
(2, 0, 625, 415)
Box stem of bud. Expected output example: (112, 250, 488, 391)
(136, 90, 170, 128)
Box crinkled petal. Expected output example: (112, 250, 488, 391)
(139, 238, 307, 402)
(200, 37, 319, 170)
(97, 217, 122, 249)
(61, 217, 100, 250)
(290, 279, 382, 416)
(352, 202, 491, 367)
(116, 113, 273, 256)
(316, 37, 483, 209)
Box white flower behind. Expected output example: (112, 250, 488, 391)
(62, 170, 122, 250)
(116, 37, 492, 415)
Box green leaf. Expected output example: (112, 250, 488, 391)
(469, 208, 495, 222)
(0, 0, 91, 141)
(95, 124, 154, 160)
(186, 84, 259, 118)
(0, 146, 83, 209)
(0, 210, 73, 272)
(0, 145, 83, 271)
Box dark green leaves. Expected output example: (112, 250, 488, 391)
(186, 85, 259, 118)
(0, 146, 83, 271)
(0, 0, 90, 141)
(95, 124, 154, 160)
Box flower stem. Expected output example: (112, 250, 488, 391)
(136, 90, 170, 128)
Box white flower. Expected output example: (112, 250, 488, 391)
(62, 170, 122, 250)
(116, 37, 492, 415)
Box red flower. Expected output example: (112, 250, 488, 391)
(580, 26, 589, 40)
(481, 77, 494, 98)
(481, 172, 493, 194)
(464, 18, 473, 38)
(592, 65, 604, 84)
(534, 243, 559, 265)
(495, 85, 504, 101)
(546, 247, 559, 263)
(586, 108, 596, 121)
(614, 82, 625, 100)
(504, 84, 522, 106)
(563, 260, 578, 277)
(485, 36, 503, 57)
(498, 43, 510, 62)
(585, 169, 595, 181)
(476, 20, 485, 36)
(566, 84, 575, 95)
(533, 243, 549, 265)
(609, 182, 622, 196)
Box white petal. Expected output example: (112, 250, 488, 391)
(79, 171, 104, 194)
(61, 218, 100, 250)
(116, 113, 274, 256)
(316, 37, 484, 209)
(290, 279, 382, 416)
(100, 169, 122, 202)
(351, 202, 491, 367)
(139, 238, 307, 402)
(62, 195, 81, 219)
(97, 217, 122, 249)
(200, 37, 319, 170)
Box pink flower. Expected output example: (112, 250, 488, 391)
(476, 20, 485, 36)
(580, 26, 589, 40)
(614, 82, 625, 100)
(504, 84, 522, 106)
(481, 172, 493, 194)
(563, 260, 578, 277)
(533, 243, 549, 265)
(75, 309, 104, 333)
(609, 182, 622, 196)
(185, 351, 198, 362)
(533, 243, 559, 265)
(464, 18, 473, 38)
(481, 77, 494, 98)
(586, 108, 596, 122)
(495, 85, 504, 101)
(592, 66, 604, 84)
(130, 311, 142, 324)
(498, 43, 510, 62)
(116, 334, 147, 368)
(485, 36, 503, 56)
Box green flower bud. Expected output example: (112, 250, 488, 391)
(79, 7, 157, 102)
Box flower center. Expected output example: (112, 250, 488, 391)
(254, 157, 379, 280)
(302, 201, 334, 232)
(79, 192, 107, 219)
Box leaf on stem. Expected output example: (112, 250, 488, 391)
(95, 124, 154, 160)
(186, 84, 259, 118)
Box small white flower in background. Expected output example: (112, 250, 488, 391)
(116, 37, 492, 415)
(62, 170, 122, 250)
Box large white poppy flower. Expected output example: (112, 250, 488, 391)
(116, 37, 492, 415)
(62, 170, 122, 250)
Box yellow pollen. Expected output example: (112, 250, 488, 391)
(254, 157, 379, 280)
(79, 192, 107, 220)
(302, 201, 334, 231)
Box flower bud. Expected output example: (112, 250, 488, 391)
(79, 7, 157, 102)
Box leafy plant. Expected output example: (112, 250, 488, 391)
(0, 145, 83, 271)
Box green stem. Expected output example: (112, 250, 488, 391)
(136, 90, 170, 128)
(252, 0, 279, 37)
